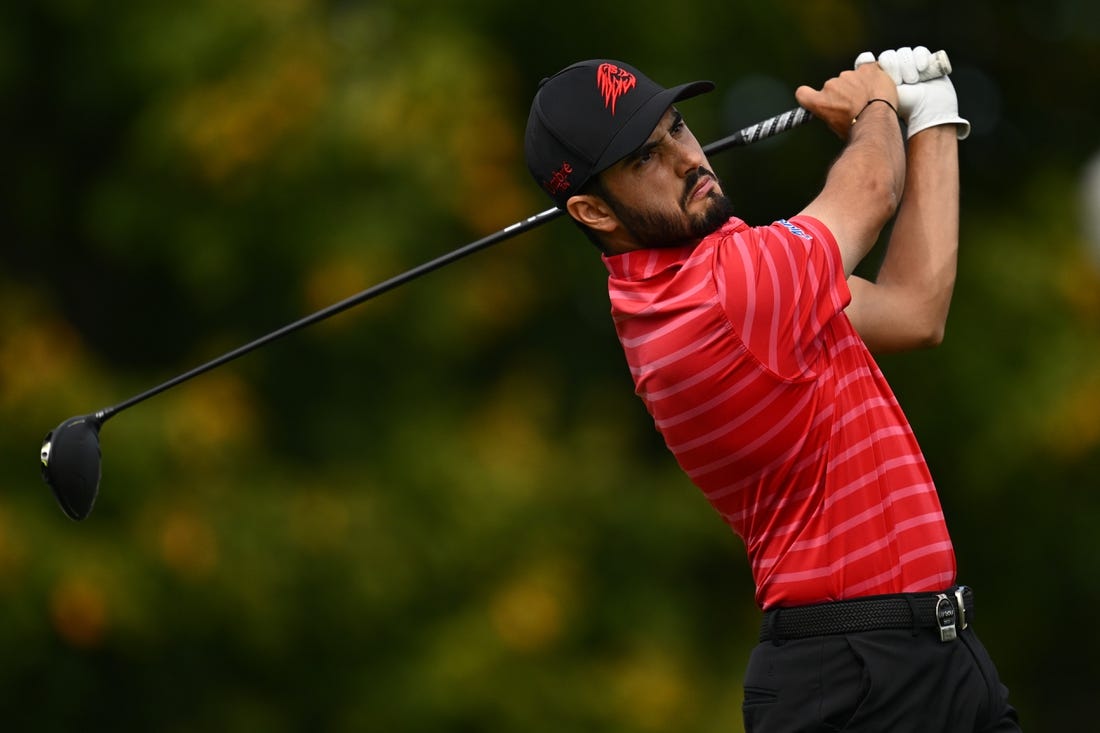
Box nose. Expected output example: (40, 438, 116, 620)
(672, 135, 706, 176)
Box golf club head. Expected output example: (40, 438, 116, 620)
(40, 415, 103, 521)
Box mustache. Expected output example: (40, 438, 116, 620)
(681, 167, 719, 207)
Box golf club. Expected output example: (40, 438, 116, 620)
(39, 49, 955, 521)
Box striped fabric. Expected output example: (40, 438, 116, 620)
(603, 215, 956, 609)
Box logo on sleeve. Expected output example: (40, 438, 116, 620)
(596, 63, 636, 115)
(778, 219, 811, 240)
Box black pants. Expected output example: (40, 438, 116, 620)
(742, 625, 1021, 732)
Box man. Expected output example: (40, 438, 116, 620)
(524, 50, 1020, 732)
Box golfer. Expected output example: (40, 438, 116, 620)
(524, 49, 1020, 732)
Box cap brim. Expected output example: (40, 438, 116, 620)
(592, 80, 714, 176)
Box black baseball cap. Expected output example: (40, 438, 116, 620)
(524, 59, 714, 208)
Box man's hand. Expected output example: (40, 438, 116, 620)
(855, 46, 970, 140)
(795, 63, 900, 140)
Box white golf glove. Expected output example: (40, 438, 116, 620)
(855, 46, 970, 140)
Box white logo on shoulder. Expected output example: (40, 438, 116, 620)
(778, 219, 811, 240)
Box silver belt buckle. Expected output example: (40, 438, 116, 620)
(935, 593, 957, 642)
(954, 586, 969, 630)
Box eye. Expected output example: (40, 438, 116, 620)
(670, 119, 685, 136)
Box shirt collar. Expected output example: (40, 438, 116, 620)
(601, 217, 746, 279)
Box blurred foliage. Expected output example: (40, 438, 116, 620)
(1, 0, 1098, 730)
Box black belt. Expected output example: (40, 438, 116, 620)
(760, 585, 975, 643)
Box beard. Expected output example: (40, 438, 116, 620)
(605, 167, 735, 249)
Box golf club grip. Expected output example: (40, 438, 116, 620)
(703, 107, 814, 156)
(925, 50, 952, 79)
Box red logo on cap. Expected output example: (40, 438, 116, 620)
(597, 63, 636, 115)
(545, 161, 574, 196)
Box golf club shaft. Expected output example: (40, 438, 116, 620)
(94, 105, 816, 423)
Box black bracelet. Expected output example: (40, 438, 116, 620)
(851, 98, 899, 126)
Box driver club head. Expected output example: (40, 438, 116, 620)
(40, 415, 103, 521)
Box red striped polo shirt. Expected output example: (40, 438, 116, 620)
(604, 215, 956, 609)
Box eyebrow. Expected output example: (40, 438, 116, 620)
(624, 109, 683, 164)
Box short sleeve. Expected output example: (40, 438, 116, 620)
(714, 215, 850, 377)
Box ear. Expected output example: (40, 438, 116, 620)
(565, 194, 619, 233)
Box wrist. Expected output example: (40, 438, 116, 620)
(851, 98, 900, 127)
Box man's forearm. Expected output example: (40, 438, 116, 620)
(794, 81, 906, 277)
(844, 126, 958, 353)
(875, 126, 960, 344)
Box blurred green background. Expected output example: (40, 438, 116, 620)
(2, 0, 1098, 730)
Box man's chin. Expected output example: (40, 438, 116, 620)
(613, 191, 735, 250)
(690, 193, 735, 237)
